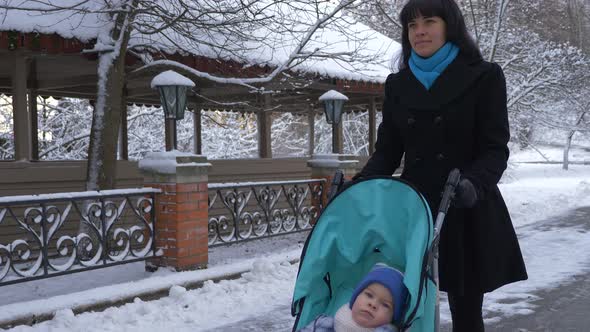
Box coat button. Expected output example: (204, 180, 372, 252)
(434, 116, 442, 124)
(436, 153, 445, 161)
(408, 118, 416, 125)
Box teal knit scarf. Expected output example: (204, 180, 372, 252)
(409, 42, 459, 90)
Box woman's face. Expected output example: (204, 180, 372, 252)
(408, 15, 447, 58)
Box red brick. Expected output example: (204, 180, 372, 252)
(176, 202, 198, 212)
(197, 183, 208, 192)
(175, 255, 207, 268)
(197, 200, 209, 210)
(189, 244, 208, 256)
(164, 247, 189, 258)
(176, 183, 200, 193)
(173, 210, 207, 222)
(156, 194, 178, 203)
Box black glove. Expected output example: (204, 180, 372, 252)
(454, 178, 478, 208)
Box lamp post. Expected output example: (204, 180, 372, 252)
(319, 90, 348, 154)
(151, 70, 195, 151)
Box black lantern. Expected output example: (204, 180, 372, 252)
(151, 70, 195, 151)
(151, 70, 195, 120)
(319, 90, 348, 125)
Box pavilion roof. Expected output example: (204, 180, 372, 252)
(0, 1, 400, 84)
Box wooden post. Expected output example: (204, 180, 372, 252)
(308, 106, 315, 156)
(29, 93, 39, 161)
(369, 97, 377, 155)
(28, 58, 39, 161)
(118, 88, 129, 160)
(257, 94, 272, 158)
(193, 108, 202, 155)
(12, 55, 32, 161)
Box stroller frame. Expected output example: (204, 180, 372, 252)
(293, 169, 461, 331)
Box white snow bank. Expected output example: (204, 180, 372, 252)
(0, 249, 301, 328)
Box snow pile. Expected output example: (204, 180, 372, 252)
(5, 261, 298, 332)
(138, 150, 210, 174)
(150, 71, 195, 89)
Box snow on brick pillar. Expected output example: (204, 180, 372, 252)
(307, 154, 358, 223)
(139, 151, 211, 271)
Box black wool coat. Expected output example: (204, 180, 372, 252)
(358, 54, 528, 294)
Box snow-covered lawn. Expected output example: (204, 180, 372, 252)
(3, 158, 590, 331)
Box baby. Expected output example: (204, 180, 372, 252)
(298, 263, 408, 332)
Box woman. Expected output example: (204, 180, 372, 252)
(355, 0, 528, 331)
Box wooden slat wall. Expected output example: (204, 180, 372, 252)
(0, 156, 370, 196)
(0, 161, 142, 197)
(0, 157, 370, 259)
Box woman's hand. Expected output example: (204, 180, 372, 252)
(454, 178, 478, 208)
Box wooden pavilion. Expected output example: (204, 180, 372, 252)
(0, 27, 394, 196)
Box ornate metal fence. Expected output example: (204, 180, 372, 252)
(208, 179, 325, 247)
(0, 188, 159, 286)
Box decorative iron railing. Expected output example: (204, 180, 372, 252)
(0, 188, 160, 286)
(208, 179, 325, 247)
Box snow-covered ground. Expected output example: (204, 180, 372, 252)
(2, 150, 590, 331)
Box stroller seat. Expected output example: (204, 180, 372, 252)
(291, 177, 438, 331)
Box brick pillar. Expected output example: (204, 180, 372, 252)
(307, 154, 358, 223)
(139, 152, 211, 271)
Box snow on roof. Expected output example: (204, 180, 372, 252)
(0, 1, 400, 83)
(318, 90, 349, 101)
(150, 71, 196, 89)
(0, 1, 107, 42)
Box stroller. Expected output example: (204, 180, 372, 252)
(291, 169, 461, 332)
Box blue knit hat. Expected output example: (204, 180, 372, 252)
(349, 263, 408, 324)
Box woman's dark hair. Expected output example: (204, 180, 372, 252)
(396, 0, 482, 70)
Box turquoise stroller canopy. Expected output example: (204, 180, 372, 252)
(292, 177, 437, 331)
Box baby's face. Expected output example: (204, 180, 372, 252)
(351, 283, 395, 328)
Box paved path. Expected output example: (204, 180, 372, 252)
(205, 207, 590, 332)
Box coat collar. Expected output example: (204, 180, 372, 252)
(396, 54, 487, 110)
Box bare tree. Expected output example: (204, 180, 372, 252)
(1, 0, 383, 190)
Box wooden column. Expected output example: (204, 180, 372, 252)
(193, 108, 202, 155)
(12, 55, 32, 161)
(369, 97, 377, 155)
(308, 106, 315, 156)
(257, 94, 272, 158)
(118, 88, 129, 160)
(28, 58, 39, 161)
(29, 93, 38, 160)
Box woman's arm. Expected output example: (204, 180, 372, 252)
(463, 63, 510, 197)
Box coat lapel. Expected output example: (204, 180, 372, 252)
(397, 55, 487, 110)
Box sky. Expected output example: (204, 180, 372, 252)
(1, 147, 590, 331)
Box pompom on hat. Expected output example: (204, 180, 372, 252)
(349, 263, 408, 324)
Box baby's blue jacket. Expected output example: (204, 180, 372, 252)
(297, 314, 398, 332)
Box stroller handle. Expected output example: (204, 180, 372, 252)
(438, 168, 461, 215)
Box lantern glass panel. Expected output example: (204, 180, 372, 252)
(324, 100, 335, 124)
(158, 85, 189, 120)
(324, 99, 344, 125)
(333, 100, 344, 125)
